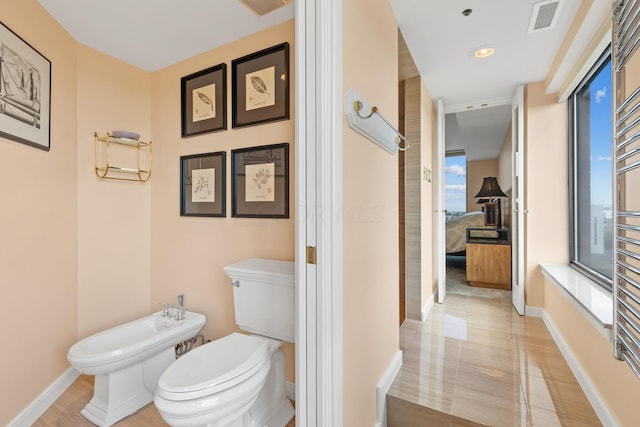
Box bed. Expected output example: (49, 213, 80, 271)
(446, 211, 485, 254)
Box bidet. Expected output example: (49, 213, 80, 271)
(67, 310, 205, 426)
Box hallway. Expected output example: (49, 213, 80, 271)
(387, 262, 602, 426)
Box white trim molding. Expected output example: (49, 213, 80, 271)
(421, 291, 435, 322)
(525, 305, 544, 318)
(8, 368, 79, 427)
(374, 350, 402, 427)
(546, 0, 611, 99)
(295, 0, 344, 425)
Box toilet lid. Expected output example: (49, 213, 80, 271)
(157, 333, 270, 401)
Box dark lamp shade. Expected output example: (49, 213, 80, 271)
(474, 177, 507, 198)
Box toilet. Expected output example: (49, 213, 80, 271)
(154, 258, 295, 427)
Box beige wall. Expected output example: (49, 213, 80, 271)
(0, 1, 78, 423)
(149, 21, 296, 382)
(343, 0, 399, 424)
(76, 45, 152, 338)
(544, 280, 640, 426)
(523, 82, 569, 308)
(466, 158, 499, 212)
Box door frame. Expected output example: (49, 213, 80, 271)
(511, 86, 525, 314)
(295, 0, 344, 425)
(436, 99, 447, 303)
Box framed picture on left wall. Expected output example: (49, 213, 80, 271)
(0, 21, 51, 151)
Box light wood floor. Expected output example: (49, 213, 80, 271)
(34, 373, 295, 426)
(387, 260, 602, 426)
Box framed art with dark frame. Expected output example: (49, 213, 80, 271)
(232, 143, 289, 218)
(180, 151, 226, 217)
(0, 21, 51, 151)
(231, 42, 289, 128)
(181, 63, 227, 137)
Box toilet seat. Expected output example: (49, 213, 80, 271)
(156, 333, 270, 401)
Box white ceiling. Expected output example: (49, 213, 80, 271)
(38, 0, 294, 72)
(389, 0, 584, 160)
(39, 0, 604, 161)
(389, 0, 582, 111)
(445, 104, 513, 160)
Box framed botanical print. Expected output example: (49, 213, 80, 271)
(231, 43, 289, 128)
(231, 143, 289, 218)
(181, 63, 227, 137)
(180, 151, 226, 217)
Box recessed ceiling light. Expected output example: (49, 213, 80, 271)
(473, 47, 495, 59)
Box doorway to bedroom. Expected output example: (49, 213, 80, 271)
(443, 105, 514, 302)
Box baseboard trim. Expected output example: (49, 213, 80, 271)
(421, 291, 435, 322)
(8, 368, 79, 427)
(525, 305, 544, 318)
(286, 380, 295, 401)
(541, 311, 619, 427)
(374, 350, 402, 427)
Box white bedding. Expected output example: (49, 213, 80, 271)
(446, 212, 485, 253)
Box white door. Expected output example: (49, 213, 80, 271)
(511, 86, 525, 315)
(436, 99, 447, 303)
(295, 0, 343, 425)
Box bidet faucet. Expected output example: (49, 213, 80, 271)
(177, 294, 185, 320)
(159, 302, 171, 318)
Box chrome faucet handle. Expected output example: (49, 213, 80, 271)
(176, 294, 186, 321)
(158, 302, 171, 317)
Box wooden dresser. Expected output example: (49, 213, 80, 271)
(465, 228, 511, 290)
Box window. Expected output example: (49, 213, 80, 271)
(569, 48, 613, 288)
(445, 152, 466, 220)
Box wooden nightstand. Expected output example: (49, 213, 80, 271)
(466, 228, 511, 290)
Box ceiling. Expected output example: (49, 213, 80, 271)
(38, 0, 294, 72)
(39, 0, 603, 161)
(389, 0, 583, 160)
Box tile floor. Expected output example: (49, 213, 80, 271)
(387, 260, 602, 426)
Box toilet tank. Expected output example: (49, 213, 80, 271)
(223, 258, 295, 343)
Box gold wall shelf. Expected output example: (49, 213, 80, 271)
(94, 132, 152, 182)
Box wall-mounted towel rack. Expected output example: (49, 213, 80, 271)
(345, 88, 410, 155)
(94, 132, 152, 182)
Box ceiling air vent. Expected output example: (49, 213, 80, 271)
(528, 0, 563, 33)
(238, 0, 292, 16)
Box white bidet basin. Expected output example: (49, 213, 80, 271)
(67, 310, 206, 426)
